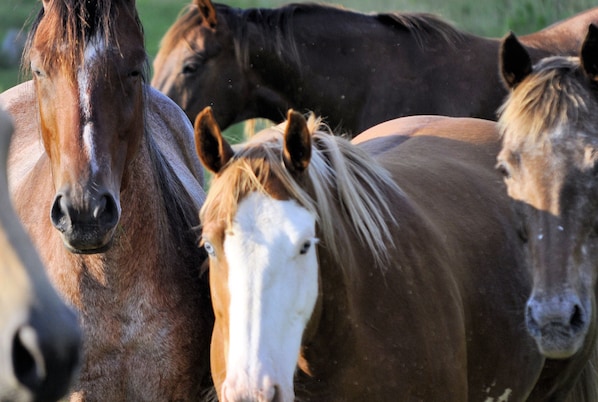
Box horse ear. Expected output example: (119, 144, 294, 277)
(194, 107, 234, 174)
(500, 32, 532, 89)
(283, 110, 312, 173)
(581, 24, 598, 82)
(194, 0, 218, 29)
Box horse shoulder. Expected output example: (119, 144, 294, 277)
(144, 86, 206, 208)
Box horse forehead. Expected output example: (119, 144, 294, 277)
(232, 192, 315, 242)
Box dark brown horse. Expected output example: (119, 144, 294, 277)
(194, 106, 595, 401)
(497, 23, 598, 400)
(0, 0, 213, 399)
(152, 0, 598, 136)
(0, 106, 81, 402)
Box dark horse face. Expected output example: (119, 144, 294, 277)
(498, 24, 598, 359)
(152, 0, 249, 128)
(27, 0, 146, 253)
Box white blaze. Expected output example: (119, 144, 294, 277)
(77, 34, 106, 175)
(222, 192, 318, 401)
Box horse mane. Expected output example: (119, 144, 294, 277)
(200, 114, 402, 275)
(22, 0, 148, 80)
(162, 2, 465, 73)
(498, 56, 598, 151)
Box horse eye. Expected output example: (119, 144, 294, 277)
(182, 62, 200, 75)
(299, 238, 319, 255)
(129, 69, 141, 78)
(204, 241, 215, 257)
(495, 161, 511, 179)
(299, 241, 311, 255)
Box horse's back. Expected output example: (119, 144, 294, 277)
(520, 7, 598, 54)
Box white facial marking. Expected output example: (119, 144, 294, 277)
(223, 192, 318, 401)
(78, 34, 105, 174)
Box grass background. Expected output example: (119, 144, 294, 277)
(0, 0, 595, 143)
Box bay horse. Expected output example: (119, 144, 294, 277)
(0, 107, 81, 402)
(497, 23, 598, 399)
(0, 0, 213, 399)
(152, 0, 598, 136)
(195, 106, 595, 401)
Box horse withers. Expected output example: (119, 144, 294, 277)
(1, 0, 213, 399)
(152, 0, 598, 135)
(497, 23, 598, 399)
(0, 107, 81, 402)
(194, 106, 593, 401)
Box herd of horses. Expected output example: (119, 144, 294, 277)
(3, 0, 598, 400)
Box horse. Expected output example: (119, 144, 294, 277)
(194, 105, 597, 401)
(0, 0, 214, 399)
(0, 106, 81, 402)
(496, 23, 598, 400)
(152, 0, 598, 136)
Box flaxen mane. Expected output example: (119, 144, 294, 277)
(498, 56, 598, 151)
(200, 114, 402, 274)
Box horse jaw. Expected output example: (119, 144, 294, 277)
(221, 192, 318, 402)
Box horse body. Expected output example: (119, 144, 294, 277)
(152, 0, 598, 135)
(195, 107, 594, 401)
(496, 24, 598, 400)
(0, 0, 213, 399)
(0, 107, 81, 402)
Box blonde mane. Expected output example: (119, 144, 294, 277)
(498, 56, 598, 151)
(200, 114, 402, 272)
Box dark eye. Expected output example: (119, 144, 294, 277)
(182, 62, 200, 75)
(129, 69, 141, 79)
(495, 161, 511, 179)
(299, 238, 319, 255)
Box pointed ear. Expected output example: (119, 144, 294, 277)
(283, 110, 312, 173)
(581, 24, 598, 82)
(194, 107, 234, 174)
(194, 0, 218, 29)
(500, 32, 532, 89)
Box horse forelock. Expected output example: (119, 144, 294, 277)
(201, 115, 400, 279)
(498, 56, 598, 153)
(24, 0, 146, 80)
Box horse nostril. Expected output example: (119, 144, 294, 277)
(50, 194, 68, 232)
(570, 304, 585, 331)
(12, 325, 46, 392)
(96, 193, 119, 228)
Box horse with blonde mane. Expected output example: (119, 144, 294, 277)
(194, 106, 595, 401)
(0, 0, 213, 399)
(496, 23, 598, 401)
(0, 107, 81, 402)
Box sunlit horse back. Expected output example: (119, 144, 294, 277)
(0, 107, 81, 402)
(153, 0, 598, 135)
(497, 24, 598, 400)
(195, 107, 595, 401)
(1, 0, 213, 399)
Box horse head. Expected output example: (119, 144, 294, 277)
(26, 0, 146, 253)
(498, 24, 598, 359)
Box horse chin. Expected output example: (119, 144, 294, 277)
(532, 326, 587, 360)
(60, 230, 116, 255)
